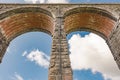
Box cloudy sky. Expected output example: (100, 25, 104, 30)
(0, 0, 120, 80)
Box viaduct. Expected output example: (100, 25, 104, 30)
(0, 4, 120, 80)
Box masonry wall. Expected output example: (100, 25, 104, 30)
(108, 22, 120, 69)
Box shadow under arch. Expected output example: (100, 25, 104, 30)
(0, 7, 54, 62)
(64, 7, 120, 69)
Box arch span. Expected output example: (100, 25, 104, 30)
(0, 7, 54, 62)
(0, 7, 54, 41)
(64, 7, 120, 69)
(64, 7, 117, 39)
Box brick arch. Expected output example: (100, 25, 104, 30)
(0, 7, 54, 62)
(64, 7, 117, 39)
(64, 7, 120, 68)
(0, 7, 54, 41)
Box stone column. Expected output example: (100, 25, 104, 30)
(48, 8, 73, 80)
(108, 20, 120, 69)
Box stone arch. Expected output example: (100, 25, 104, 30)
(64, 7, 117, 39)
(0, 7, 54, 62)
(64, 7, 120, 68)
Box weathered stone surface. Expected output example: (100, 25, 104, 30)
(108, 22, 120, 69)
(0, 4, 120, 80)
(49, 9, 73, 79)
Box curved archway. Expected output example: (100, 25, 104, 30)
(64, 7, 120, 69)
(0, 7, 54, 41)
(0, 7, 54, 62)
(64, 7, 117, 39)
(0, 32, 52, 80)
(67, 31, 120, 80)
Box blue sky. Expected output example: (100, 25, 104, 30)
(1, 0, 120, 3)
(0, 0, 120, 80)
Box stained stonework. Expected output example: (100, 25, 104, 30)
(48, 9, 72, 80)
(0, 4, 120, 80)
(108, 22, 120, 69)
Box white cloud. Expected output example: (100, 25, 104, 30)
(24, 0, 69, 3)
(23, 49, 49, 68)
(24, 0, 46, 3)
(12, 73, 23, 80)
(22, 51, 27, 56)
(47, 0, 69, 3)
(68, 33, 120, 80)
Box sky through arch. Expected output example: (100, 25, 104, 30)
(0, 32, 52, 80)
(67, 31, 120, 80)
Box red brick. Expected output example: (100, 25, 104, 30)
(64, 13, 116, 38)
(0, 12, 54, 41)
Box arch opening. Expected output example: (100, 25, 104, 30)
(67, 31, 120, 80)
(0, 7, 54, 63)
(64, 7, 119, 79)
(0, 32, 52, 80)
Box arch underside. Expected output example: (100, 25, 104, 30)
(64, 7, 120, 69)
(0, 7, 54, 62)
(0, 12, 54, 42)
(64, 7, 116, 44)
